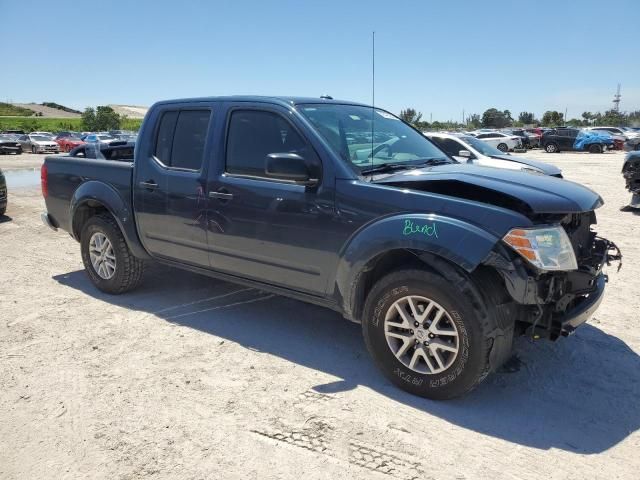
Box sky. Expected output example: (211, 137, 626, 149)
(1, 0, 638, 121)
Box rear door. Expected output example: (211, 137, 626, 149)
(205, 103, 337, 295)
(133, 105, 213, 267)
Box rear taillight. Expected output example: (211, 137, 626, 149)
(41, 164, 48, 198)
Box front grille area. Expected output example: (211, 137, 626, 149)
(561, 211, 597, 267)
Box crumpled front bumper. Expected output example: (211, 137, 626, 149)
(554, 273, 606, 335)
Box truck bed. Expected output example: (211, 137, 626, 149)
(43, 155, 133, 234)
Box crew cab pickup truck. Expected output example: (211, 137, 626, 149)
(41, 96, 620, 399)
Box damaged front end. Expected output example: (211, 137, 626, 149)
(483, 211, 621, 340)
(622, 151, 640, 209)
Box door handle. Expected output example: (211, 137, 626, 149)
(139, 180, 158, 190)
(209, 190, 233, 201)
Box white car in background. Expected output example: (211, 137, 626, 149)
(82, 133, 117, 144)
(472, 131, 521, 152)
(588, 126, 640, 140)
(425, 132, 562, 176)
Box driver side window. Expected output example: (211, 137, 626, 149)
(225, 110, 316, 178)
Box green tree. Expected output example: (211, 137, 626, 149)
(581, 111, 593, 125)
(481, 108, 510, 128)
(541, 110, 564, 126)
(95, 106, 121, 130)
(399, 108, 423, 125)
(81, 107, 97, 131)
(467, 113, 481, 129)
(518, 112, 536, 125)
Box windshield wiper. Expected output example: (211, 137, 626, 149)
(360, 158, 450, 175)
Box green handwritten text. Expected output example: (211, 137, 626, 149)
(403, 219, 439, 238)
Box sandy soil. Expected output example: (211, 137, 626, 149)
(0, 153, 46, 172)
(1, 151, 639, 480)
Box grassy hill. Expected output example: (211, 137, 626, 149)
(0, 116, 142, 133)
(0, 103, 35, 116)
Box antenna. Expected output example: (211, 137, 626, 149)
(369, 31, 375, 179)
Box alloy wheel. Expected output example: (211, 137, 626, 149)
(384, 295, 459, 374)
(89, 232, 116, 280)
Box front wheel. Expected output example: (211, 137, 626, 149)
(497, 143, 508, 152)
(31, 146, 37, 154)
(545, 142, 559, 153)
(80, 214, 144, 294)
(362, 269, 495, 400)
(588, 144, 603, 154)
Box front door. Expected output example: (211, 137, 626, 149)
(206, 105, 336, 295)
(133, 107, 213, 268)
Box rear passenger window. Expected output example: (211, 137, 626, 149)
(153, 109, 210, 170)
(225, 110, 313, 177)
(154, 111, 178, 165)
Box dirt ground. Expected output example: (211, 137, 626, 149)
(1, 150, 639, 480)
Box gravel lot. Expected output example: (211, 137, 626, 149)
(1, 150, 639, 480)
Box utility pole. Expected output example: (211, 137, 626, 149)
(462, 109, 465, 125)
(613, 84, 621, 112)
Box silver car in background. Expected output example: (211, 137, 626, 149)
(17, 134, 60, 154)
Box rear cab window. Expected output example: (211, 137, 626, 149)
(153, 109, 211, 171)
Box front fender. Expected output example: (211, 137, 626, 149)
(334, 213, 499, 318)
(70, 181, 149, 259)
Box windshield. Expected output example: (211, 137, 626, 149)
(299, 104, 449, 172)
(97, 135, 114, 140)
(460, 135, 506, 156)
(30, 135, 51, 141)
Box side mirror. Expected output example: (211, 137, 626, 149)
(458, 149, 472, 159)
(265, 153, 317, 185)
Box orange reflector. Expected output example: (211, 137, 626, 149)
(504, 235, 532, 249)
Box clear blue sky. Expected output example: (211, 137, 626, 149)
(1, 0, 638, 120)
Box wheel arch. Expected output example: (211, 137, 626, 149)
(70, 181, 150, 259)
(332, 214, 500, 322)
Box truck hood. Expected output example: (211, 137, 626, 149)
(489, 154, 562, 176)
(374, 164, 603, 215)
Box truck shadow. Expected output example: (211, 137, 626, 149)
(54, 265, 640, 454)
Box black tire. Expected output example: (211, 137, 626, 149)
(497, 143, 508, 152)
(0, 206, 6, 217)
(588, 144, 603, 154)
(80, 213, 144, 294)
(362, 269, 496, 400)
(545, 142, 559, 153)
(31, 146, 36, 154)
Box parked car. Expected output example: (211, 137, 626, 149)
(622, 151, 640, 209)
(82, 133, 117, 144)
(68, 141, 135, 161)
(505, 129, 533, 149)
(17, 134, 60, 154)
(0, 134, 23, 155)
(56, 134, 85, 153)
(541, 128, 613, 153)
(0, 167, 6, 216)
(473, 131, 521, 152)
(54, 131, 80, 140)
(425, 132, 561, 176)
(40, 96, 621, 400)
(589, 126, 640, 140)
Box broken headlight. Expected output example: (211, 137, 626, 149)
(503, 226, 578, 271)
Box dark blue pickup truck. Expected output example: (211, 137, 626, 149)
(41, 96, 620, 399)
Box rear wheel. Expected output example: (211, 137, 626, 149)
(0, 205, 6, 217)
(588, 144, 603, 154)
(80, 214, 144, 294)
(497, 143, 508, 152)
(545, 142, 559, 153)
(362, 269, 496, 400)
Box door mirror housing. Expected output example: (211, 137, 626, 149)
(458, 149, 472, 158)
(265, 153, 317, 185)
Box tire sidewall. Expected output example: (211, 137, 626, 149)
(81, 216, 126, 292)
(497, 143, 508, 152)
(363, 272, 487, 399)
(545, 143, 557, 153)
